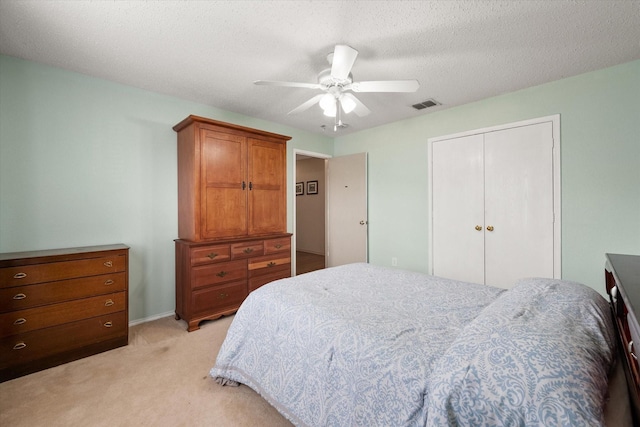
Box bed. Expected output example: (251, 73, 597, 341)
(210, 262, 630, 426)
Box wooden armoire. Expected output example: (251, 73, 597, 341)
(173, 115, 292, 331)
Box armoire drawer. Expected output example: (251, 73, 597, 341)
(190, 244, 231, 266)
(0, 254, 127, 288)
(264, 237, 291, 254)
(191, 260, 247, 289)
(0, 272, 126, 313)
(231, 241, 264, 259)
(249, 268, 290, 293)
(191, 281, 246, 314)
(248, 254, 291, 273)
(0, 291, 125, 338)
(0, 311, 127, 367)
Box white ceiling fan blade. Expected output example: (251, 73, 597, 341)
(288, 94, 324, 115)
(254, 80, 322, 90)
(351, 80, 420, 93)
(331, 45, 358, 80)
(340, 93, 371, 117)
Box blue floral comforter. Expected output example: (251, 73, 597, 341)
(210, 263, 615, 427)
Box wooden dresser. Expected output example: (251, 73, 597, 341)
(0, 244, 129, 381)
(174, 116, 292, 331)
(175, 235, 291, 331)
(605, 253, 640, 424)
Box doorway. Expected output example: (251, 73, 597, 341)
(293, 150, 369, 276)
(294, 150, 330, 275)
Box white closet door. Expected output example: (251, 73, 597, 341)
(484, 122, 555, 287)
(432, 134, 485, 284)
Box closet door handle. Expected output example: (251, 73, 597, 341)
(486, 225, 494, 232)
(475, 225, 482, 231)
(242, 181, 246, 190)
(249, 182, 253, 190)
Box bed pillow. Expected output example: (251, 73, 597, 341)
(426, 278, 616, 427)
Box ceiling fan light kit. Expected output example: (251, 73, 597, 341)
(254, 44, 420, 131)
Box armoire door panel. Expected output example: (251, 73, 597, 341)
(201, 131, 248, 238)
(248, 138, 285, 185)
(483, 122, 554, 287)
(431, 134, 485, 284)
(247, 138, 286, 235)
(249, 191, 285, 235)
(203, 187, 247, 239)
(201, 130, 246, 185)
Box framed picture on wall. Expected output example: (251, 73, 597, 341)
(307, 180, 318, 195)
(296, 182, 304, 196)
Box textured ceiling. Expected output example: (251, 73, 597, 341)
(1, 1, 639, 136)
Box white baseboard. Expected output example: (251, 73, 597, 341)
(128, 310, 175, 327)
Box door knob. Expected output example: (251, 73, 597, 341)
(475, 225, 482, 231)
(486, 225, 494, 232)
(359, 220, 368, 225)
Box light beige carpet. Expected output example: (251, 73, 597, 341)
(0, 315, 293, 427)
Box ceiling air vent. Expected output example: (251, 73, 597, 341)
(412, 98, 441, 110)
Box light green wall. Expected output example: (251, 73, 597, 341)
(334, 60, 640, 293)
(0, 55, 332, 322)
(1, 55, 638, 322)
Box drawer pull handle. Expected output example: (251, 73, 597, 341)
(104, 279, 114, 285)
(207, 253, 218, 259)
(267, 262, 277, 267)
(13, 293, 27, 300)
(217, 293, 229, 299)
(13, 318, 27, 326)
(216, 271, 228, 278)
(104, 299, 115, 307)
(274, 244, 283, 249)
(104, 261, 113, 268)
(243, 248, 254, 254)
(104, 321, 113, 328)
(629, 341, 638, 360)
(13, 342, 27, 350)
(13, 272, 27, 279)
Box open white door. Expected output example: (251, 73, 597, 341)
(326, 152, 368, 267)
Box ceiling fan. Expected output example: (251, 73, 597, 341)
(254, 44, 420, 131)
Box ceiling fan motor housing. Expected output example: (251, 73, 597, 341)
(318, 68, 353, 91)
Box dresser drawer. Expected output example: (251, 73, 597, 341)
(191, 244, 231, 266)
(0, 311, 127, 368)
(0, 292, 125, 338)
(249, 268, 290, 293)
(0, 254, 127, 288)
(0, 272, 126, 313)
(192, 260, 247, 290)
(192, 281, 246, 314)
(249, 254, 291, 273)
(231, 241, 264, 259)
(264, 237, 291, 254)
